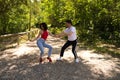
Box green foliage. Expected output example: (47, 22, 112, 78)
(0, 0, 28, 35)
(49, 27, 65, 34)
(0, 0, 120, 47)
(0, 0, 41, 35)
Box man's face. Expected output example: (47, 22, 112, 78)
(65, 22, 71, 28)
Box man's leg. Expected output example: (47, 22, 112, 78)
(72, 40, 78, 59)
(60, 41, 71, 57)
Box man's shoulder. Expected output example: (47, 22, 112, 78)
(71, 26, 76, 30)
(65, 28, 69, 30)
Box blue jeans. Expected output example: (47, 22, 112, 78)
(37, 38, 52, 57)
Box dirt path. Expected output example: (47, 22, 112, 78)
(0, 36, 120, 80)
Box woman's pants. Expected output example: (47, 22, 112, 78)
(37, 38, 52, 57)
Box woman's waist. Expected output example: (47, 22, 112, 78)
(38, 38, 46, 41)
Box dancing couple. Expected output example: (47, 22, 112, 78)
(31, 20, 79, 63)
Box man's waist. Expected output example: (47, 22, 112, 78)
(68, 39, 77, 41)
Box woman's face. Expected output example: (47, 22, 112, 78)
(41, 25, 44, 30)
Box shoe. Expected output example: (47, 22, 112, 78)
(56, 57, 62, 61)
(39, 58, 43, 63)
(75, 58, 79, 63)
(47, 57, 52, 62)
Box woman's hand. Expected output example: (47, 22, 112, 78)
(29, 38, 37, 42)
(29, 39, 35, 42)
(29, 30, 41, 42)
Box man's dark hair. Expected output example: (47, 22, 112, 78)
(65, 20, 72, 25)
(40, 23, 48, 31)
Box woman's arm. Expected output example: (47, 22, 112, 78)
(48, 30, 54, 36)
(30, 30, 42, 42)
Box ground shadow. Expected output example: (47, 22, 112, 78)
(0, 36, 120, 80)
(0, 52, 114, 80)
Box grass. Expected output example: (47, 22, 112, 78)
(79, 40, 120, 58)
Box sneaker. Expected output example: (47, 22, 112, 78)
(75, 58, 79, 63)
(39, 58, 43, 63)
(56, 57, 62, 61)
(47, 57, 52, 62)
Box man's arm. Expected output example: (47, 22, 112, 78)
(65, 27, 75, 36)
(64, 31, 73, 36)
(55, 31, 73, 38)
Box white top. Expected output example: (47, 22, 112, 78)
(64, 26, 77, 41)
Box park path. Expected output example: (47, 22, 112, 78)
(0, 36, 120, 80)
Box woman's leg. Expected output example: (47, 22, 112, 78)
(37, 39, 44, 57)
(43, 42, 52, 62)
(43, 42, 52, 57)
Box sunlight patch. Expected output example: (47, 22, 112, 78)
(13, 45, 35, 57)
(79, 50, 120, 78)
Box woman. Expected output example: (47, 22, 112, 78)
(31, 23, 52, 63)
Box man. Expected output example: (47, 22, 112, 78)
(56, 20, 79, 63)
